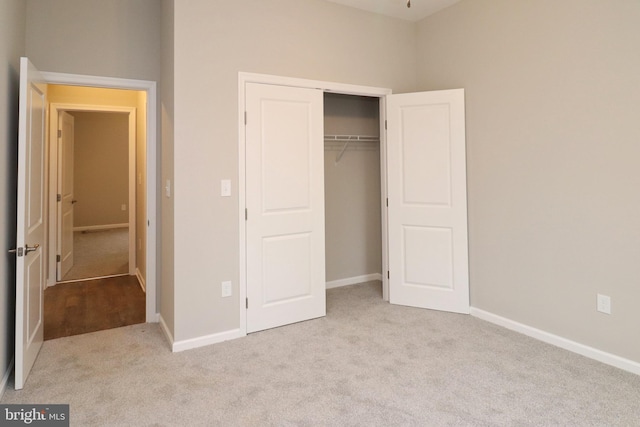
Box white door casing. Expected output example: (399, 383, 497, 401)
(245, 82, 326, 333)
(15, 57, 47, 389)
(387, 89, 469, 313)
(57, 111, 75, 280)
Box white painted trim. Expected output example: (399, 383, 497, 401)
(378, 96, 389, 302)
(239, 72, 392, 97)
(42, 71, 158, 323)
(238, 72, 392, 336)
(470, 307, 640, 376)
(136, 268, 146, 293)
(326, 273, 383, 289)
(73, 223, 129, 232)
(0, 358, 14, 398)
(238, 75, 247, 337)
(158, 315, 174, 349)
(172, 329, 245, 353)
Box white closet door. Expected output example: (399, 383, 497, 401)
(245, 83, 326, 333)
(387, 89, 469, 314)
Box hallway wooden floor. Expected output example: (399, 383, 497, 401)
(44, 275, 145, 340)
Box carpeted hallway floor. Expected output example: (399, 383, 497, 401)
(62, 228, 129, 281)
(2, 282, 639, 426)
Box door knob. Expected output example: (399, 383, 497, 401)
(71, 200, 78, 204)
(24, 244, 40, 254)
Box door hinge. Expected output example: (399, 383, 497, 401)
(56, 254, 61, 262)
(385, 120, 387, 130)
(387, 271, 390, 279)
(58, 129, 62, 138)
(386, 198, 388, 207)
(57, 194, 61, 202)
(244, 111, 247, 125)
(246, 298, 249, 309)
(245, 208, 248, 221)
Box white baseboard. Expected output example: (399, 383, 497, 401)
(73, 223, 128, 232)
(1, 358, 14, 399)
(326, 273, 383, 289)
(172, 329, 245, 353)
(136, 268, 146, 292)
(470, 307, 640, 376)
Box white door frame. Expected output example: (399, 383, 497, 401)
(238, 72, 392, 336)
(42, 71, 158, 323)
(48, 103, 137, 281)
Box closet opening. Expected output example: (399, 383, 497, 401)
(323, 93, 384, 297)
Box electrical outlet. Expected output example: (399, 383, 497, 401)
(221, 281, 232, 298)
(597, 294, 611, 314)
(121, 204, 127, 211)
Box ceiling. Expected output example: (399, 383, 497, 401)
(323, 0, 461, 22)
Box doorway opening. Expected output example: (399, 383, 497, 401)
(41, 71, 158, 324)
(45, 85, 147, 338)
(323, 93, 384, 296)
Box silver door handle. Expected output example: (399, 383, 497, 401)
(24, 244, 40, 254)
(8, 244, 39, 257)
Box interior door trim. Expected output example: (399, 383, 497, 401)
(42, 71, 158, 323)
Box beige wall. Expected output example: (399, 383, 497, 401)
(171, 0, 417, 341)
(417, 0, 640, 362)
(71, 112, 129, 228)
(26, 0, 161, 81)
(0, 0, 26, 393)
(324, 94, 382, 282)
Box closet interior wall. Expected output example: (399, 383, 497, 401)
(323, 93, 382, 286)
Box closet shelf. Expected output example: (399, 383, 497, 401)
(324, 135, 380, 164)
(324, 134, 379, 143)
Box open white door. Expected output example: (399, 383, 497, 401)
(57, 111, 75, 280)
(245, 82, 326, 333)
(387, 89, 469, 314)
(14, 57, 47, 389)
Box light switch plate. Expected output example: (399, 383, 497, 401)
(221, 281, 232, 297)
(221, 179, 231, 197)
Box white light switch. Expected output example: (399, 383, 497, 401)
(221, 281, 232, 297)
(221, 179, 231, 197)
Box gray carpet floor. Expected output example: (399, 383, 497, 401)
(62, 229, 129, 281)
(2, 282, 639, 426)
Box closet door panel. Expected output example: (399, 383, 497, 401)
(387, 89, 469, 314)
(245, 83, 325, 333)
